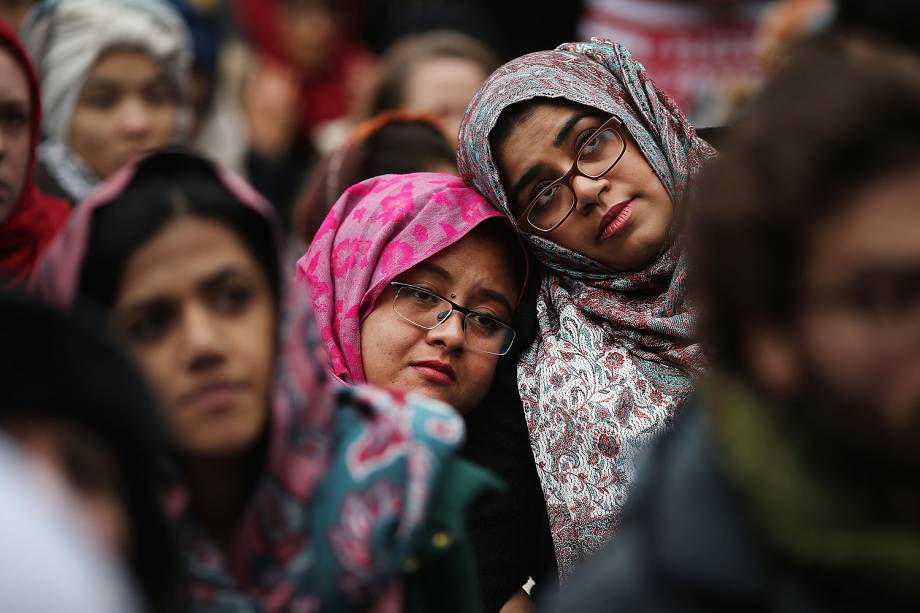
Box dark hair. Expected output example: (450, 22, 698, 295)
(79, 151, 280, 310)
(367, 30, 499, 117)
(294, 113, 456, 242)
(690, 42, 920, 372)
(0, 290, 178, 611)
(832, 0, 920, 55)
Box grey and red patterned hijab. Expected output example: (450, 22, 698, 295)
(457, 39, 714, 578)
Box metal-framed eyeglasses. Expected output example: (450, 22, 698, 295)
(517, 115, 628, 233)
(390, 282, 517, 355)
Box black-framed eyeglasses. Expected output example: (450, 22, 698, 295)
(517, 115, 628, 233)
(390, 282, 517, 356)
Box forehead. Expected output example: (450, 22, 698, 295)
(807, 167, 920, 276)
(0, 46, 30, 102)
(117, 217, 260, 301)
(411, 225, 520, 292)
(85, 48, 165, 85)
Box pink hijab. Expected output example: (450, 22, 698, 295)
(296, 172, 512, 384)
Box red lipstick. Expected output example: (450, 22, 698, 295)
(597, 198, 636, 240)
(410, 360, 456, 385)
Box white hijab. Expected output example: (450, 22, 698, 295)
(22, 0, 192, 201)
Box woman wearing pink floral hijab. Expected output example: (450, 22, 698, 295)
(299, 173, 559, 610)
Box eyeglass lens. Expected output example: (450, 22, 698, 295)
(528, 126, 626, 231)
(393, 286, 515, 355)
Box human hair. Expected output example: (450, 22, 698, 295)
(294, 112, 456, 241)
(367, 30, 499, 117)
(469, 217, 527, 299)
(690, 41, 920, 373)
(832, 0, 920, 55)
(79, 151, 280, 311)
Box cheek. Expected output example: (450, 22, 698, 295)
(235, 301, 277, 399)
(129, 342, 181, 410)
(151, 105, 177, 139)
(9, 131, 30, 191)
(456, 354, 499, 408)
(360, 309, 415, 385)
(801, 316, 882, 391)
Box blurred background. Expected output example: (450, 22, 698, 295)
(0, 0, 841, 241)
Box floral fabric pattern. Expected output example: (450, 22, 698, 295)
(457, 39, 714, 577)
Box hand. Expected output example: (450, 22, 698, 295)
(499, 589, 533, 613)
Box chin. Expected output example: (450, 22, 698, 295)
(178, 418, 266, 459)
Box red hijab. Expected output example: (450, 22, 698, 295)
(234, 0, 372, 136)
(0, 21, 68, 285)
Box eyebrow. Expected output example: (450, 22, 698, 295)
(412, 260, 453, 281)
(83, 73, 170, 91)
(473, 288, 514, 319)
(510, 163, 546, 210)
(200, 267, 246, 293)
(119, 267, 244, 312)
(554, 111, 594, 148)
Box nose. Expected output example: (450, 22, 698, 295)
(118, 97, 153, 138)
(425, 310, 466, 353)
(571, 173, 609, 215)
(177, 304, 227, 372)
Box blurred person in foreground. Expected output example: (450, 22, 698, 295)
(546, 42, 920, 613)
(0, 291, 176, 611)
(21, 0, 191, 206)
(0, 20, 67, 285)
(0, 430, 139, 613)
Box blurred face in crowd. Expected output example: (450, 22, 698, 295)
(751, 165, 920, 471)
(360, 225, 520, 413)
(70, 48, 177, 180)
(112, 216, 275, 458)
(0, 46, 31, 224)
(495, 101, 674, 272)
(404, 56, 488, 143)
(277, 0, 335, 76)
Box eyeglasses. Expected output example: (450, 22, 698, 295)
(390, 282, 517, 355)
(517, 115, 628, 233)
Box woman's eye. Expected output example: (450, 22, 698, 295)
(468, 312, 500, 333)
(578, 132, 605, 160)
(143, 82, 177, 106)
(84, 94, 118, 111)
(124, 306, 174, 344)
(409, 288, 440, 305)
(531, 184, 558, 212)
(0, 109, 28, 130)
(211, 285, 253, 313)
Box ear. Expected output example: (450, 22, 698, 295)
(743, 320, 803, 398)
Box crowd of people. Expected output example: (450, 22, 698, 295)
(0, 0, 919, 611)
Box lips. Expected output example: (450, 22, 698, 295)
(178, 380, 248, 413)
(597, 198, 636, 241)
(410, 360, 456, 385)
